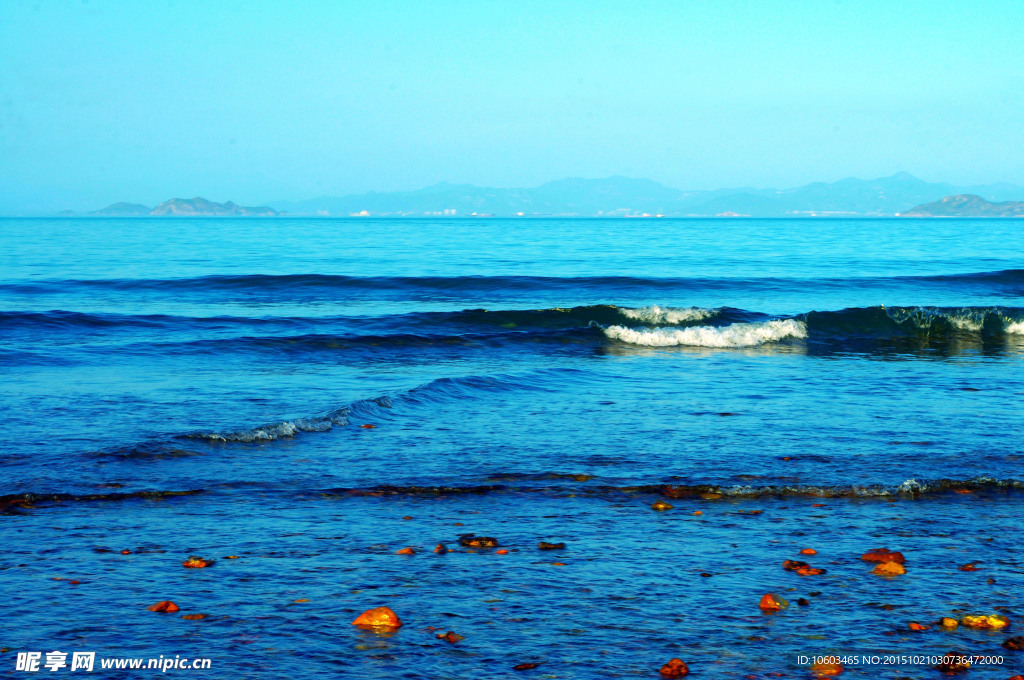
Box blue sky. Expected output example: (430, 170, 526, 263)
(1, 0, 1022, 213)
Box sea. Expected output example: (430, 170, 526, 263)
(1, 216, 1022, 678)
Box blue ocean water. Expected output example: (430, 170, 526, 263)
(2, 217, 1023, 678)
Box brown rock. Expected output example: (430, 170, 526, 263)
(651, 500, 674, 511)
(436, 630, 465, 643)
(433, 544, 448, 554)
(181, 614, 207, 620)
(513, 663, 541, 671)
(861, 548, 905, 564)
(147, 601, 180, 613)
(659, 658, 690, 677)
(958, 563, 980, 571)
(182, 556, 212, 568)
(351, 606, 403, 629)
(538, 542, 566, 550)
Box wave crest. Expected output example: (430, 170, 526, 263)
(604, 319, 807, 347)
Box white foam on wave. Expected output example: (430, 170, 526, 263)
(1007, 321, 1024, 335)
(619, 305, 715, 325)
(604, 318, 807, 347)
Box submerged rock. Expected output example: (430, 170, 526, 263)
(1003, 636, 1024, 650)
(458, 535, 499, 548)
(538, 542, 566, 550)
(181, 614, 207, 620)
(651, 500, 674, 511)
(800, 548, 818, 555)
(658, 658, 689, 677)
(810, 660, 844, 676)
(935, 652, 970, 674)
(939, 617, 959, 629)
(396, 547, 416, 555)
(147, 601, 180, 613)
(436, 630, 465, 643)
(513, 663, 542, 671)
(352, 606, 403, 629)
(433, 543, 448, 554)
(908, 621, 930, 631)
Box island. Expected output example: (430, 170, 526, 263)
(900, 194, 1024, 217)
(90, 197, 279, 216)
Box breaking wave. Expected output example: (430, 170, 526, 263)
(604, 319, 808, 347)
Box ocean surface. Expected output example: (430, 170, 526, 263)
(2, 216, 1023, 678)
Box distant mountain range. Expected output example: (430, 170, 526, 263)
(81, 174, 1024, 217)
(90, 197, 278, 217)
(269, 172, 1024, 217)
(901, 194, 1024, 217)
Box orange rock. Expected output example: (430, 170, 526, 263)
(958, 563, 980, 571)
(759, 593, 789, 611)
(402, 515, 413, 520)
(812, 503, 826, 507)
(800, 548, 818, 555)
(692, 510, 703, 515)
(961, 614, 1010, 629)
(513, 663, 541, 671)
(551, 562, 567, 566)
(873, 562, 906, 576)
(810, 660, 844, 676)
(223, 555, 239, 559)
(147, 601, 180, 613)
(294, 599, 310, 602)
(352, 606, 403, 629)
(658, 658, 690, 678)
(783, 560, 810, 571)
(433, 544, 448, 554)
(436, 630, 465, 643)
(651, 500, 674, 511)
(396, 547, 416, 555)
(939, 617, 958, 629)
(120, 549, 132, 555)
(182, 556, 212, 568)
(181, 614, 207, 620)
(908, 621, 930, 631)
(360, 424, 377, 429)
(796, 566, 827, 576)
(496, 549, 509, 555)
(861, 548, 905, 564)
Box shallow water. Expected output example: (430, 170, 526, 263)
(1, 216, 1023, 677)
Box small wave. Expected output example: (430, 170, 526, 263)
(183, 372, 562, 443)
(604, 319, 807, 347)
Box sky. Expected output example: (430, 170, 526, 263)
(1, 0, 1023, 213)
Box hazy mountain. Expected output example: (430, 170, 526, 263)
(90, 198, 278, 216)
(90, 202, 152, 216)
(901, 194, 1024, 217)
(271, 173, 1024, 217)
